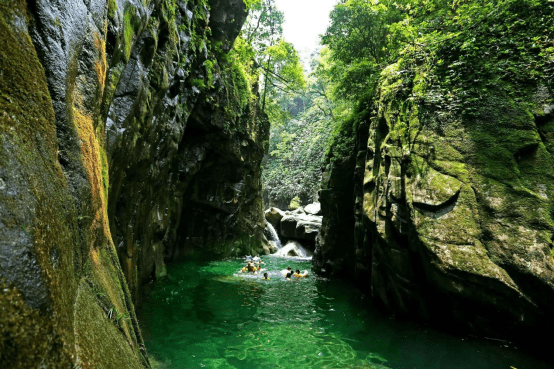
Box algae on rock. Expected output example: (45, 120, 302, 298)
(314, 0, 554, 350)
(0, 0, 268, 367)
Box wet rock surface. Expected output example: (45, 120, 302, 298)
(280, 213, 322, 244)
(0, 0, 266, 367)
(264, 205, 323, 247)
(304, 202, 321, 215)
(264, 207, 285, 228)
(315, 82, 554, 350)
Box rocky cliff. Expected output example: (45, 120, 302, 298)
(315, 2, 554, 350)
(0, 0, 267, 367)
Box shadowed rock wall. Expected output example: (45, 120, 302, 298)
(0, 0, 267, 367)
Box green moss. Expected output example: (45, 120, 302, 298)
(108, 0, 117, 18)
(123, 5, 141, 62)
(99, 142, 110, 209)
(74, 283, 144, 368)
(1, 2, 150, 367)
(288, 196, 301, 210)
(0, 2, 78, 365)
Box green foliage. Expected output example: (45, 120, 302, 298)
(389, 0, 554, 118)
(318, 0, 554, 181)
(223, 36, 258, 110)
(321, 0, 405, 111)
(288, 196, 301, 210)
(262, 53, 339, 205)
(108, 0, 117, 18)
(242, 0, 305, 113)
(123, 6, 141, 62)
(324, 0, 554, 119)
(265, 39, 306, 93)
(243, 0, 262, 10)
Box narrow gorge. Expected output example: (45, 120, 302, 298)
(1, 0, 554, 368)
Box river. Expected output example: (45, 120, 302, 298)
(139, 256, 551, 368)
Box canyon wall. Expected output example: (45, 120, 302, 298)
(315, 4, 554, 349)
(0, 0, 267, 367)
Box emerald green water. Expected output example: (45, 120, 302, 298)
(140, 256, 551, 369)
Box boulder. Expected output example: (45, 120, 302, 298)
(267, 241, 279, 254)
(264, 207, 285, 228)
(280, 213, 322, 243)
(304, 202, 322, 215)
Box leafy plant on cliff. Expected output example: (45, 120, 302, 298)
(320, 0, 554, 166)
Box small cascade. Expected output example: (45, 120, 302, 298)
(275, 241, 313, 259)
(265, 220, 282, 249)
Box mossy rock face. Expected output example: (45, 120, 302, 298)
(365, 86, 554, 342)
(1, 0, 265, 367)
(316, 23, 554, 352)
(0, 1, 146, 367)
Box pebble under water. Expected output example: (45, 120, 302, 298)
(139, 256, 551, 369)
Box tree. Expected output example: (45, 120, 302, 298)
(242, 0, 305, 114)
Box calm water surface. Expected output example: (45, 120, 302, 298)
(139, 256, 551, 369)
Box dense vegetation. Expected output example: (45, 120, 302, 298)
(321, 0, 554, 153)
(260, 0, 554, 209)
(261, 55, 338, 207)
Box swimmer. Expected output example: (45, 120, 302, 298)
(247, 262, 257, 272)
(280, 267, 293, 277)
(285, 272, 292, 281)
(293, 269, 302, 278)
(262, 272, 270, 280)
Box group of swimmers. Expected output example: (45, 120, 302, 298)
(238, 256, 309, 281)
(239, 258, 265, 274)
(280, 266, 309, 281)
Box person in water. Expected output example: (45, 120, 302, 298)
(239, 262, 256, 273)
(262, 272, 270, 280)
(247, 262, 258, 273)
(285, 272, 293, 281)
(294, 269, 309, 278)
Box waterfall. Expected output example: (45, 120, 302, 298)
(275, 241, 312, 259)
(265, 220, 282, 249)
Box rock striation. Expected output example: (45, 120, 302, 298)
(0, 0, 267, 367)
